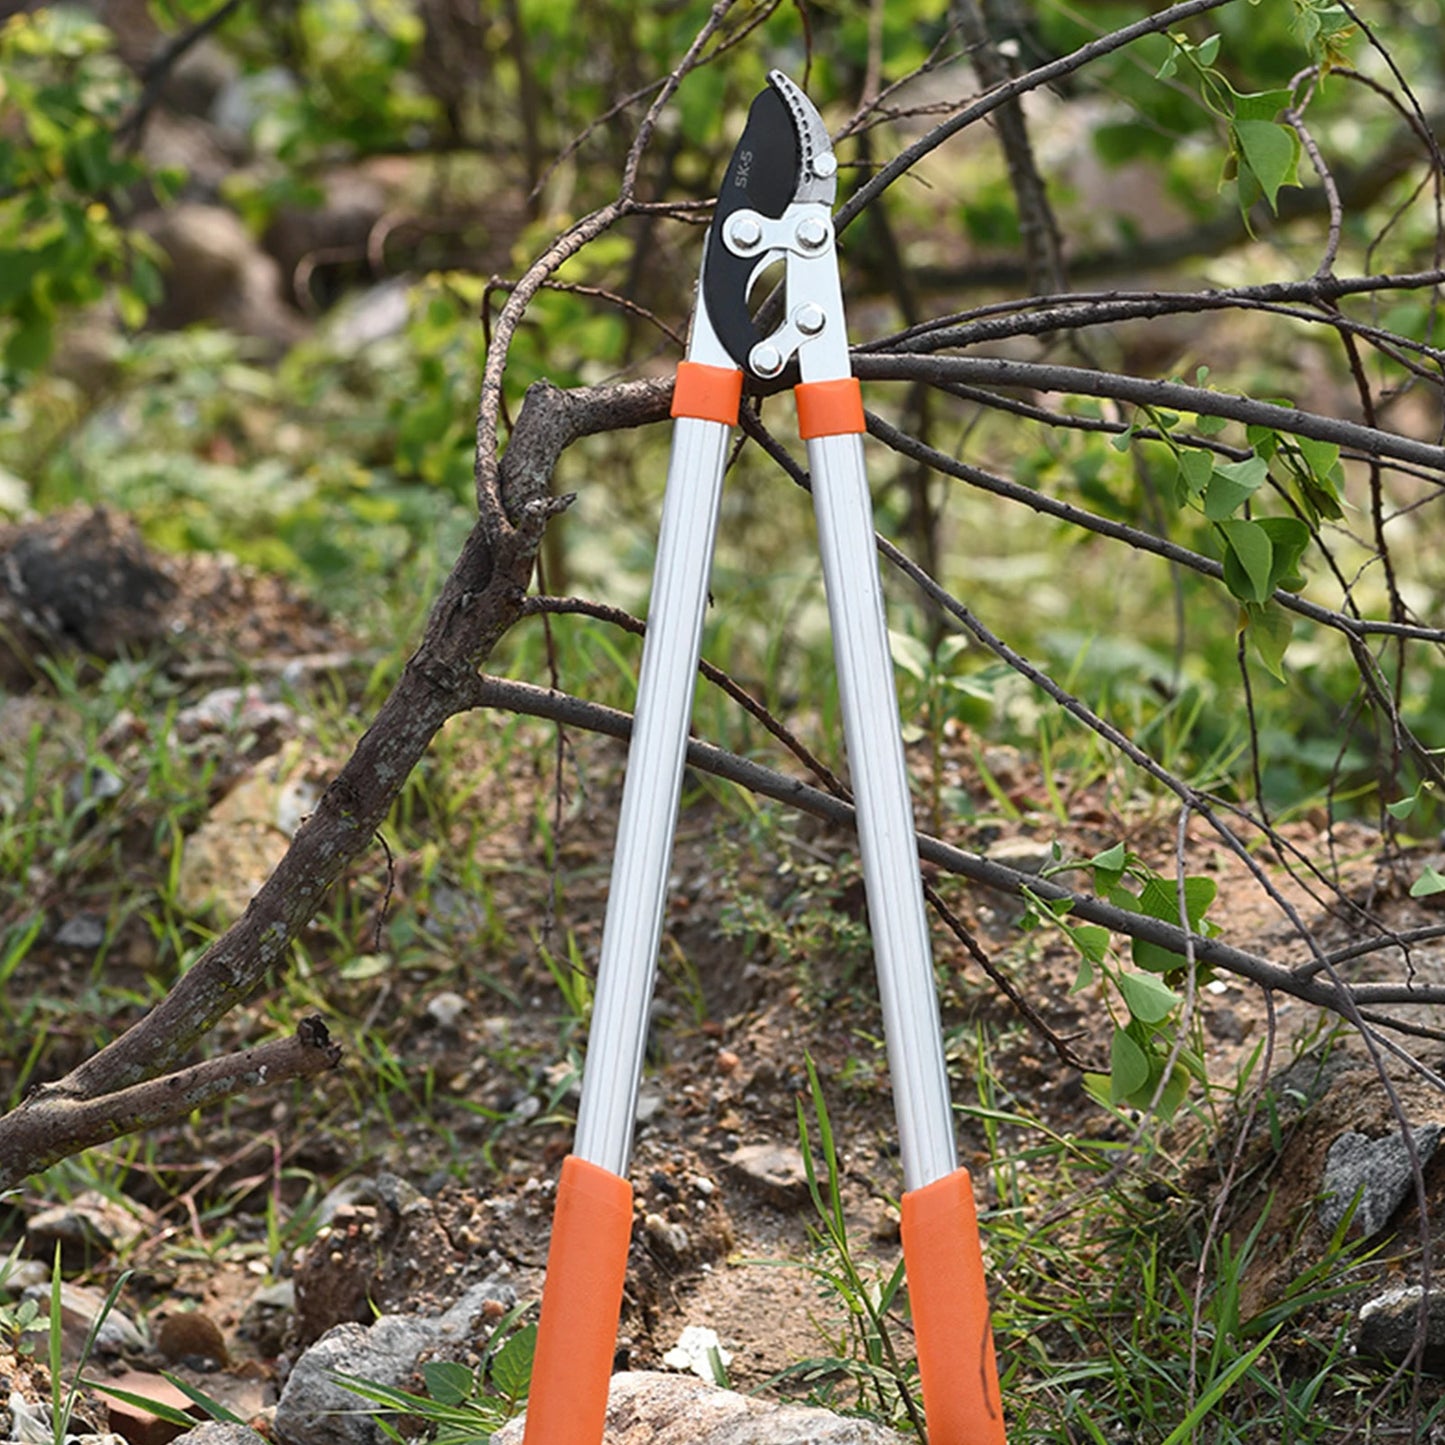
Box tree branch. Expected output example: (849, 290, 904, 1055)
(854, 352, 1445, 476)
(0, 1019, 341, 1192)
(470, 674, 1445, 1037)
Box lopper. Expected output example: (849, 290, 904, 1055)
(521, 72, 1007, 1445)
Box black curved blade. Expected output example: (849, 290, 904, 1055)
(701, 80, 801, 371)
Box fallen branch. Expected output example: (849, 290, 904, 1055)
(0, 1019, 341, 1191)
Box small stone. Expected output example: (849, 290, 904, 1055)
(725, 1142, 811, 1208)
(425, 990, 468, 1029)
(274, 1277, 515, 1445)
(644, 1213, 690, 1258)
(872, 1205, 902, 1243)
(716, 1049, 740, 1074)
(26, 1191, 155, 1268)
(156, 1310, 229, 1367)
(1318, 1124, 1442, 1237)
(661, 1325, 731, 1381)
(986, 836, 1054, 874)
(491, 1370, 910, 1443)
(636, 1081, 665, 1123)
(167, 1426, 269, 1445)
(26, 1280, 149, 1355)
(1356, 1285, 1445, 1373)
(54, 913, 107, 950)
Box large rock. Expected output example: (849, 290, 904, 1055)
(492, 1371, 909, 1444)
(0, 508, 176, 690)
(272, 1277, 514, 1445)
(138, 204, 302, 345)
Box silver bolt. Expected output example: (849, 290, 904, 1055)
(750, 342, 784, 377)
(795, 216, 829, 251)
(795, 303, 826, 336)
(726, 213, 763, 252)
(811, 152, 838, 180)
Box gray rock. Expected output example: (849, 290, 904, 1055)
(273, 1277, 514, 1445)
(725, 1143, 811, 1209)
(492, 1370, 909, 1444)
(21, 1279, 148, 1356)
(1356, 1285, 1445, 1373)
(1318, 1124, 1441, 1237)
(54, 912, 107, 951)
(985, 835, 1055, 875)
(26, 1189, 156, 1268)
(167, 1426, 268, 1445)
(169, 1421, 271, 1445)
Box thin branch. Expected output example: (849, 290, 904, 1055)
(854, 352, 1445, 477)
(863, 410, 1445, 644)
(836, 0, 1241, 236)
(470, 674, 1445, 1032)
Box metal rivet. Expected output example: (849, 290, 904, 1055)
(795, 304, 826, 336)
(726, 214, 763, 252)
(812, 152, 838, 180)
(795, 216, 829, 251)
(750, 342, 784, 377)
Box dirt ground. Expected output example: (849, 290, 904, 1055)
(3, 515, 1445, 1437)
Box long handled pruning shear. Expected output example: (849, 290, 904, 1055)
(521, 73, 1007, 1445)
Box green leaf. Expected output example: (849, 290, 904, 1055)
(1153, 1061, 1192, 1122)
(1233, 119, 1300, 212)
(1089, 842, 1127, 873)
(1255, 515, 1311, 591)
(1409, 865, 1445, 899)
(422, 1360, 474, 1406)
(1071, 954, 1095, 994)
(1071, 924, 1112, 964)
(1176, 448, 1214, 499)
(1117, 970, 1181, 1024)
(1110, 1027, 1151, 1102)
(1246, 600, 1295, 681)
(1195, 412, 1228, 435)
(1297, 436, 1340, 477)
(1219, 518, 1274, 603)
(1230, 87, 1294, 124)
(490, 1323, 536, 1402)
(1202, 454, 1268, 519)
(5, 311, 53, 373)
(1386, 783, 1432, 821)
(889, 629, 932, 682)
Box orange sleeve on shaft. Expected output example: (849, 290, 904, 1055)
(521, 1156, 633, 1445)
(671, 361, 743, 424)
(901, 1169, 1008, 1445)
(795, 377, 865, 438)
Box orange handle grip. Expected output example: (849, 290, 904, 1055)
(522, 1156, 633, 1445)
(900, 1168, 1007, 1445)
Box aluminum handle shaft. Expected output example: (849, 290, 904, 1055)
(571, 414, 730, 1178)
(807, 429, 958, 1192)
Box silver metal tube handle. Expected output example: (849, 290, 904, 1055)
(807, 429, 959, 1192)
(572, 415, 731, 1177)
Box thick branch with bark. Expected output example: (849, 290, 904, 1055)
(0, 1020, 342, 1192)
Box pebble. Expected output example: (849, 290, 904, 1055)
(643, 1213, 690, 1258)
(425, 991, 468, 1029)
(54, 913, 107, 950)
(724, 1142, 811, 1208)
